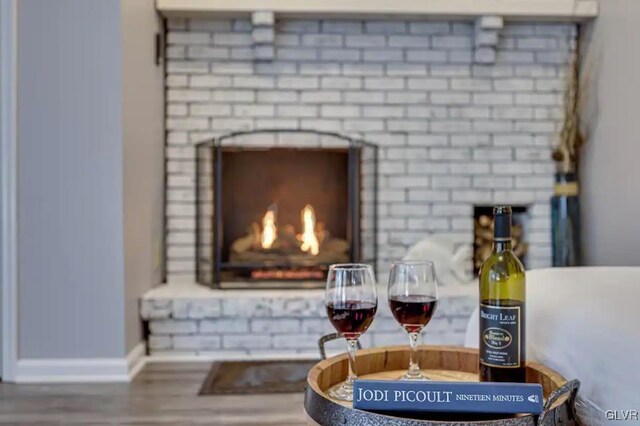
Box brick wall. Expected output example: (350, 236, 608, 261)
(141, 288, 475, 357)
(165, 17, 576, 282)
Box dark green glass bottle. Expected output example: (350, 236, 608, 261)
(479, 206, 526, 383)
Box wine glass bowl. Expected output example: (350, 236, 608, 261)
(324, 263, 377, 401)
(326, 301, 377, 340)
(387, 260, 439, 381)
(388, 294, 438, 334)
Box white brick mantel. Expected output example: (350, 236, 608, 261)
(157, 0, 596, 66)
(157, 0, 598, 21)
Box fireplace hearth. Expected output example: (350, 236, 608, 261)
(196, 130, 378, 289)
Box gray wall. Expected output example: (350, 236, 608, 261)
(17, 0, 165, 359)
(580, 0, 640, 266)
(121, 0, 165, 353)
(17, 0, 126, 358)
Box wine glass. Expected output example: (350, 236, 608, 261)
(325, 263, 378, 401)
(388, 260, 439, 381)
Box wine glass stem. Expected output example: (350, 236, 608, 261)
(408, 331, 421, 377)
(345, 338, 358, 386)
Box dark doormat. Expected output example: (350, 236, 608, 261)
(199, 360, 318, 395)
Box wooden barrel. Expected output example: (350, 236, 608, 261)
(304, 345, 580, 426)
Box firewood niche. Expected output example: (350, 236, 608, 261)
(474, 206, 529, 274)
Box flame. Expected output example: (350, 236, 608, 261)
(261, 207, 277, 249)
(299, 204, 320, 256)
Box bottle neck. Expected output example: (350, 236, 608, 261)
(493, 239, 512, 252)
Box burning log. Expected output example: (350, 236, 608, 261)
(229, 203, 350, 266)
(474, 214, 528, 271)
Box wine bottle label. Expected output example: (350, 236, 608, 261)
(479, 304, 522, 368)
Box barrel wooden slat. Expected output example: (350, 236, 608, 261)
(371, 350, 388, 373)
(386, 347, 406, 372)
(305, 345, 576, 426)
(328, 359, 345, 388)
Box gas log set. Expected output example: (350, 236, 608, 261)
(230, 203, 349, 280)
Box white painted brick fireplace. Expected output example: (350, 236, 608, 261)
(142, 15, 576, 358)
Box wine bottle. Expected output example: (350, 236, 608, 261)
(479, 206, 526, 383)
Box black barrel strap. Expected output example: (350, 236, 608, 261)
(537, 379, 581, 426)
(318, 333, 362, 360)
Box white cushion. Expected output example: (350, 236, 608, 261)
(464, 267, 640, 418)
(403, 234, 473, 286)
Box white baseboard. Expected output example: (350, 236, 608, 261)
(15, 342, 147, 383)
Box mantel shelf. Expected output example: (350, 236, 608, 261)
(156, 0, 598, 21)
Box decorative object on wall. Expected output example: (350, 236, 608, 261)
(551, 37, 584, 266)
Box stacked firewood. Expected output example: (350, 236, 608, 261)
(474, 215, 528, 271)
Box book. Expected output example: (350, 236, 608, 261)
(353, 380, 543, 414)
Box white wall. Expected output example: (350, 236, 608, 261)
(121, 0, 165, 354)
(580, 0, 640, 266)
(17, 0, 126, 358)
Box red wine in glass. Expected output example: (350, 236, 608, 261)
(387, 260, 440, 381)
(326, 301, 377, 340)
(389, 295, 438, 333)
(325, 263, 377, 401)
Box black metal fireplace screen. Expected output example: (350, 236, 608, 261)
(195, 129, 378, 289)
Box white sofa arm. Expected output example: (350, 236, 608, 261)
(464, 267, 640, 423)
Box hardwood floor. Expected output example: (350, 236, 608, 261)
(0, 363, 307, 425)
